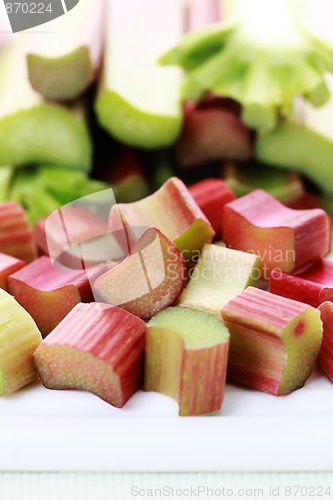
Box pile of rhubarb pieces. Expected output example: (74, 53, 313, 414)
(0, 175, 332, 416)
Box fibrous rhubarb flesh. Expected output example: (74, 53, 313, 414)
(221, 287, 323, 395)
(8, 256, 100, 336)
(34, 303, 146, 407)
(222, 189, 330, 277)
(177, 244, 260, 315)
(270, 260, 333, 308)
(27, 0, 105, 101)
(109, 177, 215, 261)
(144, 306, 229, 416)
(0, 289, 42, 396)
(93, 227, 186, 319)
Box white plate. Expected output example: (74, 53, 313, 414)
(1, 366, 333, 472)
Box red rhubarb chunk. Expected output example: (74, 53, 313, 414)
(270, 259, 333, 308)
(222, 189, 330, 277)
(0, 201, 37, 263)
(34, 303, 147, 408)
(318, 302, 333, 383)
(189, 178, 236, 235)
(0, 253, 26, 291)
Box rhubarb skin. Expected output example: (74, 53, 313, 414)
(177, 244, 260, 315)
(144, 306, 229, 416)
(7, 256, 100, 337)
(222, 189, 330, 277)
(317, 301, 333, 383)
(270, 260, 333, 308)
(176, 101, 252, 167)
(0, 289, 42, 396)
(109, 177, 215, 261)
(93, 227, 186, 319)
(221, 287, 323, 396)
(34, 303, 146, 407)
(0, 253, 25, 291)
(0, 201, 37, 263)
(27, 0, 105, 101)
(187, 0, 221, 31)
(189, 178, 236, 235)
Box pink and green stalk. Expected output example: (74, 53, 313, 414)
(144, 306, 229, 416)
(270, 259, 333, 308)
(8, 256, 102, 337)
(317, 301, 333, 383)
(221, 287, 323, 396)
(222, 189, 330, 278)
(109, 177, 215, 262)
(34, 303, 146, 407)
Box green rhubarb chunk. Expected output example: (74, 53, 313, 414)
(95, 0, 184, 149)
(0, 38, 91, 170)
(256, 123, 333, 195)
(0, 167, 14, 202)
(145, 306, 229, 416)
(161, 0, 333, 130)
(177, 244, 261, 315)
(224, 162, 304, 201)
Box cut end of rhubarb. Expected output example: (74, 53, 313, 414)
(0, 289, 42, 396)
(221, 287, 323, 396)
(145, 306, 229, 416)
(34, 303, 146, 407)
(93, 227, 186, 319)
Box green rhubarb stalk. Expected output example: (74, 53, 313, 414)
(161, 0, 333, 130)
(27, 0, 105, 101)
(0, 38, 91, 170)
(95, 0, 184, 149)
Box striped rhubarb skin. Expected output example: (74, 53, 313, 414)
(189, 179, 235, 235)
(0, 253, 25, 291)
(0, 202, 37, 263)
(8, 256, 104, 337)
(221, 287, 323, 395)
(144, 307, 229, 416)
(270, 259, 333, 308)
(34, 303, 146, 408)
(222, 189, 330, 276)
(318, 302, 333, 383)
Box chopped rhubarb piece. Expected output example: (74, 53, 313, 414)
(0, 201, 37, 263)
(27, 0, 105, 101)
(221, 287, 323, 395)
(178, 244, 260, 315)
(93, 227, 186, 319)
(0, 289, 42, 396)
(222, 189, 330, 277)
(109, 177, 215, 261)
(176, 101, 252, 167)
(317, 301, 333, 383)
(7, 256, 103, 337)
(187, 0, 221, 31)
(223, 162, 305, 202)
(144, 306, 229, 416)
(0, 253, 25, 291)
(189, 178, 235, 235)
(95, 0, 184, 149)
(270, 260, 333, 308)
(34, 303, 146, 407)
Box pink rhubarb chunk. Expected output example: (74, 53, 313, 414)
(270, 259, 333, 308)
(34, 303, 147, 407)
(222, 189, 330, 277)
(221, 287, 323, 395)
(0, 201, 37, 263)
(8, 256, 103, 336)
(0, 253, 25, 291)
(318, 301, 333, 383)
